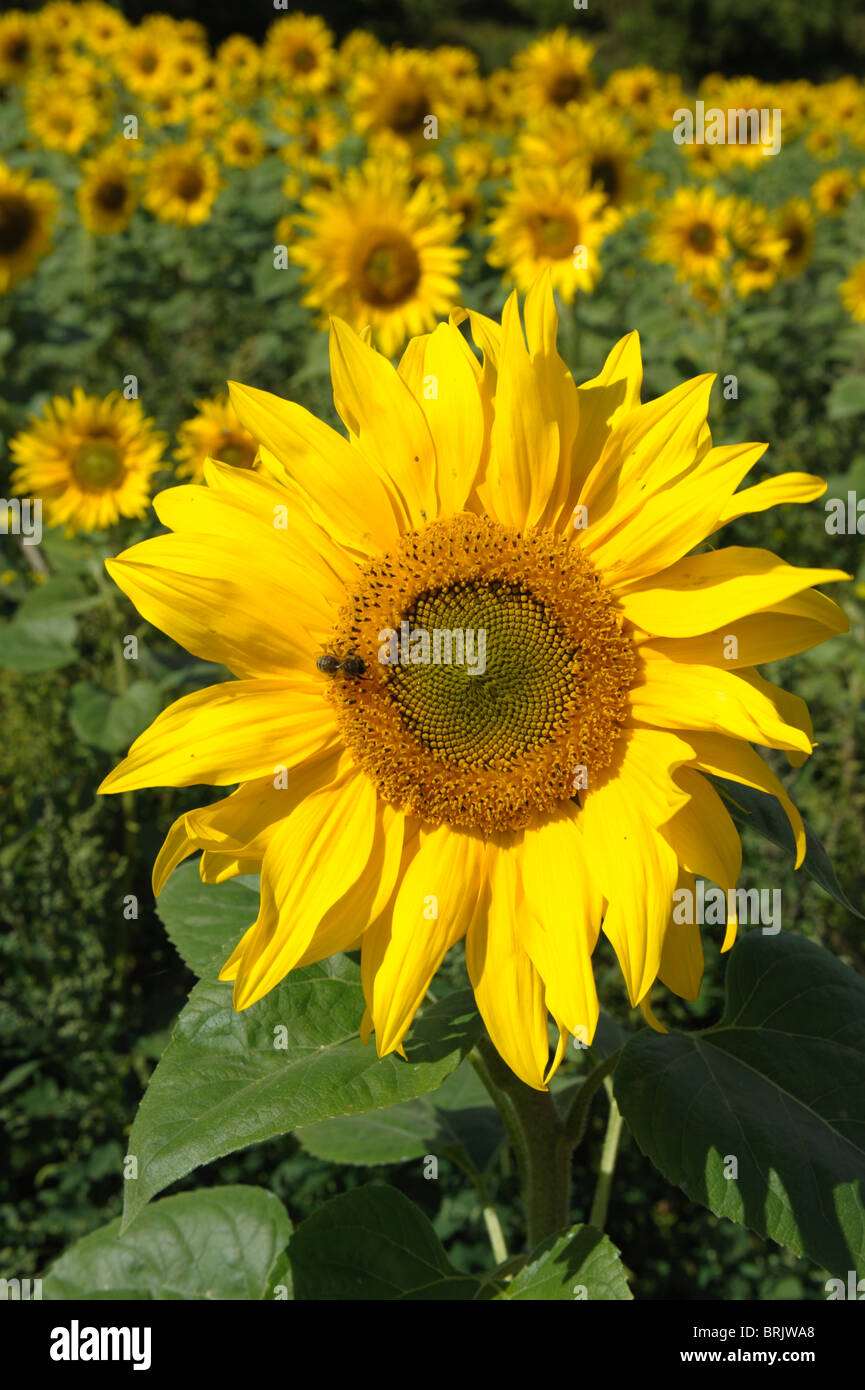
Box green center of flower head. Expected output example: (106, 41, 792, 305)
(323, 514, 637, 833)
(72, 439, 124, 491)
(0, 195, 35, 255)
(358, 235, 421, 307)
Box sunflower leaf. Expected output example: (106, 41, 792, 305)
(710, 773, 864, 919)
(42, 1186, 292, 1300)
(121, 959, 483, 1229)
(156, 859, 260, 977)
(497, 1224, 633, 1300)
(614, 931, 865, 1280)
(288, 1185, 496, 1300)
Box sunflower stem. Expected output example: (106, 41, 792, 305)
(587, 1078, 624, 1232)
(469, 1036, 570, 1252)
(562, 1048, 621, 1150)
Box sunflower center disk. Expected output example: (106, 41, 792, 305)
(72, 438, 124, 490)
(0, 196, 35, 255)
(327, 514, 637, 833)
(357, 234, 421, 307)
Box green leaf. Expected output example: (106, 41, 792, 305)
(69, 680, 161, 752)
(499, 1224, 632, 1300)
(296, 1061, 505, 1171)
(711, 774, 863, 919)
(289, 1185, 495, 1299)
(122, 956, 483, 1228)
(826, 374, 865, 420)
(156, 860, 260, 977)
(43, 1186, 291, 1300)
(614, 932, 865, 1279)
(0, 613, 77, 672)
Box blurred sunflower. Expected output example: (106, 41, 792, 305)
(840, 259, 865, 322)
(350, 48, 444, 147)
(263, 12, 334, 94)
(486, 164, 619, 300)
(774, 198, 815, 276)
(120, 29, 171, 97)
(604, 65, 682, 131)
(145, 90, 190, 129)
(648, 186, 735, 285)
(79, 1, 129, 56)
(513, 27, 595, 110)
(76, 144, 138, 235)
(174, 395, 259, 482)
(291, 158, 466, 357)
(98, 276, 847, 1088)
(518, 107, 646, 212)
(219, 118, 266, 169)
(167, 41, 211, 93)
(10, 389, 166, 534)
(0, 161, 58, 293)
(812, 168, 857, 216)
(730, 203, 789, 297)
(143, 144, 221, 227)
(26, 83, 104, 155)
(188, 90, 224, 134)
(0, 11, 39, 85)
(215, 34, 261, 95)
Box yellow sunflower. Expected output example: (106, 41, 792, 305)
(730, 203, 789, 297)
(78, 1, 129, 56)
(143, 144, 221, 227)
(10, 389, 166, 534)
(647, 186, 735, 286)
(174, 395, 259, 482)
(604, 65, 683, 132)
(517, 107, 648, 212)
(840, 259, 865, 322)
(290, 158, 466, 358)
(774, 197, 815, 277)
(76, 144, 138, 235)
(0, 162, 58, 293)
(215, 34, 261, 95)
(219, 118, 266, 170)
(263, 12, 335, 94)
(349, 48, 445, 148)
(188, 90, 224, 134)
(513, 27, 596, 110)
(486, 164, 619, 301)
(26, 82, 105, 155)
(812, 169, 857, 216)
(0, 11, 39, 85)
(98, 275, 847, 1089)
(119, 29, 172, 97)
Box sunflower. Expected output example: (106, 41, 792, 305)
(647, 186, 735, 286)
(517, 107, 647, 211)
(604, 65, 682, 131)
(144, 90, 190, 129)
(486, 164, 619, 301)
(290, 158, 466, 358)
(215, 34, 261, 95)
(349, 48, 445, 147)
(812, 168, 857, 216)
(76, 144, 137, 235)
(26, 83, 104, 155)
(513, 27, 596, 110)
(0, 162, 58, 293)
(729, 202, 789, 297)
(218, 118, 266, 169)
(143, 144, 221, 227)
(840, 259, 865, 323)
(174, 395, 259, 482)
(79, 1, 129, 56)
(10, 389, 166, 534)
(263, 12, 335, 94)
(98, 276, 847, 1089)
(774, 197, 815, 276)
(188, 90, 224, 134)
(0, 11, 39, 85)
(167, 41, 211, 93)
(120, 30, 172, 97)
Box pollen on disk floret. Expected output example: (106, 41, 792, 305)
(318, 512, 637, 833)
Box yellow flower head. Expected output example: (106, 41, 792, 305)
(0, 161, 58, 293)
(219, 118, 266, 169)
(774, 198, 815, 277)
(26, 82, 105, 155)
(76, 143, 138, 235)
(840, 259, 865, 323)
(513, 27, 596, 110)
(174, 396, 259, 482)
(486, 163, 619, 301)
(10, 389, 166, 534)
(143, 144, 221, 227)
(0, 11, 39, 85)
(79, 1, 129, 56)
(291, 157, 466, 358)
(648, 185, 735, 286)
(729, 203, 789, 297)
(263, 12, 335, 94)
(812, 168, 857, 216)
(98, 275, 847, 1089)
(349, 48, 446, 148)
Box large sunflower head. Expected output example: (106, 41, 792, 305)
(174, 395, 259, 482)
(143, 143, 222, 227)
(290, 157, 466, 358)
(10, 389, 166, 534)
(99, 276, 848, 1089)
(0, 161, 58, 293)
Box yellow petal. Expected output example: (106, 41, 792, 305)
(418, 322, 485, 515)
(638, 587, 849, 669)
(682, 731, 806, 868)
(659, 869, 704, 1000)
(718, 472, 826, 525)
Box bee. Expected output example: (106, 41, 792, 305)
(316, 648, 368, 678)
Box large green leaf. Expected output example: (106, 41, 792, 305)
(615, 932, 865, 1279)
(43, 1187, 291, 1300)
(499, 1225, 632, 1300)
(122, 958, 482, 1229)
(289, 1186, 495, 1300)
(156, 860, 260, 977)
(296, 1061, 504, 1172)
(711, 774, 863, 919)
(0, 613, 77, 672)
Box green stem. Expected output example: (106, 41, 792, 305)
(588, 1079, 624, 1232)
(562, 1049, 622, 1150)
(481, 1201, 509, 1266)
(469, 1036, 570, 1250)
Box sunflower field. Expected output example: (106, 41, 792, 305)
(2, 0, 865, 1322)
